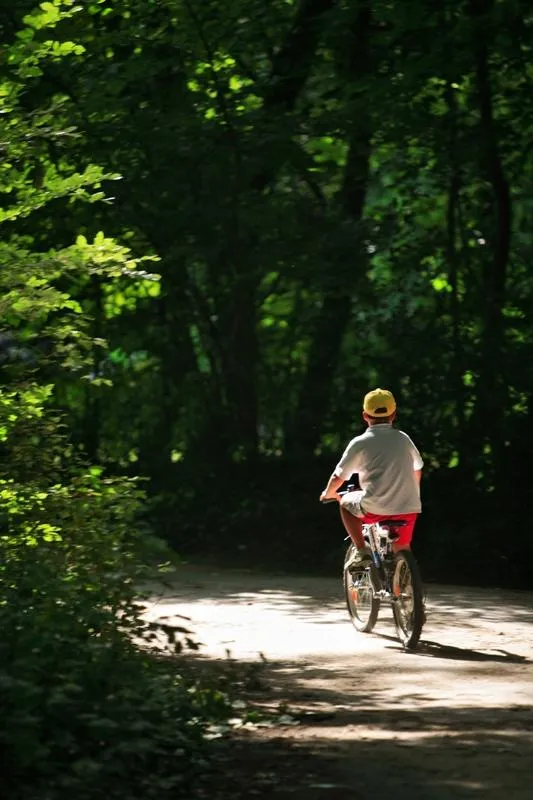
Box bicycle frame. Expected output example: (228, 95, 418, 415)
(364, 521, 394, 563)
(359, 522, 399, 601)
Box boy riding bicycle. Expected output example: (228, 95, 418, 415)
(320, 388, 423, 566)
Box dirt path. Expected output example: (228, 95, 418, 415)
(144, 566, 533, 799)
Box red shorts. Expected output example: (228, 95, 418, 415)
(361, 512, 418, 549)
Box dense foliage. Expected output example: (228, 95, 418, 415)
(2, 0, 532, 591)
(0, 387, 230, 799)
(0, 5, 231, 797)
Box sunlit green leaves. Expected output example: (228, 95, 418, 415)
(70, 231, 159, 278)
(0, 166, 116, 224)
(186, 52, 262, 120)
(23, 0, 82, 30)
(306, 136, 348, 168)
(0, 4, 160, 384)
(431, 275, 453, 293)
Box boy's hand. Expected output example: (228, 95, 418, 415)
(320, 473, 344, 503)
(320, 490, 338, 503)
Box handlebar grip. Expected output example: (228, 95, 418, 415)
(320, 497, 338, 504)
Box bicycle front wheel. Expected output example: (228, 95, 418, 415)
(391, 550, 424, 650)
(343, 547, 380, 633)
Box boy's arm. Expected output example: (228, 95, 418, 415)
(408, 436, 424, 478)
(320, 473, 345, 502)
(320, 438, 359, 501)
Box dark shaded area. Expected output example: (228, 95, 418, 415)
(412, 640, 527, 663)
(151, 460, 533, 589)
(189, 650, 532, 800)
(209, 701, 532, 800)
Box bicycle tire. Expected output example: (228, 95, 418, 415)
(343, 545, 380, 633)
(391, 549, 424, 649)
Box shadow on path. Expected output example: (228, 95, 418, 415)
(197, 655, 533, 800)
(412, 640, 529, 663)
(374, 633, 529, 663)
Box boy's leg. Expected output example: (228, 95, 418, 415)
(339, 491, 369, 552)
(390, 514, 418, 553)
(363, 512, 418, 553)
(380, 513, 425, 623)
(339, 505, 366, 550)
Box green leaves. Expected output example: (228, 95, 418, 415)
(70, 232, 160, 280)
(431, 275, 453, 293)
(0, 9, 236, 799)
(0, 166, 116, 224)
(0, 380, 232, 798)
(23, 0, 82, 30)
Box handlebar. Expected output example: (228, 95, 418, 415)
(321, 487, 352, 504)
(320, 483, 356, 505)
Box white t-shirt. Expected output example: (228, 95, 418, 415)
(334, 424, 423, 514)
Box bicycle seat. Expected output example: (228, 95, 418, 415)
(379, 519, 407, 528)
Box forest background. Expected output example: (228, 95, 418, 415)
(3, 0, 533, 598)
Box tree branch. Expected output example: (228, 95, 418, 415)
(250, 0, 336, 191)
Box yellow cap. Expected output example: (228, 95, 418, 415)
(363, 388, 396, 417)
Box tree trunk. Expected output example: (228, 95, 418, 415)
(216, 274, 259, 461)
(284, 3, 373, 459)
(468, 0, 512, 484)
(444, 80, 466, 449)
(137, 279, 200, 485)
(185, 0, 337, 465)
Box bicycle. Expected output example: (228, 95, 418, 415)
(323, 498, 425, 649)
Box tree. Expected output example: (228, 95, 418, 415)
(0, 6, 231, 797)
(4, 0, 533, 584)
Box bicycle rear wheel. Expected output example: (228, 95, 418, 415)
(343, 546, 380, 633)
(391, 549, 424, 649)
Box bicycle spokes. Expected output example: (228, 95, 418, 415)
(342, 538, 424, 650)
(391, 551, 424, 649)
(343, 559, 380, 634)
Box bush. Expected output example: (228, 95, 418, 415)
(0, 386, 230, 799)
